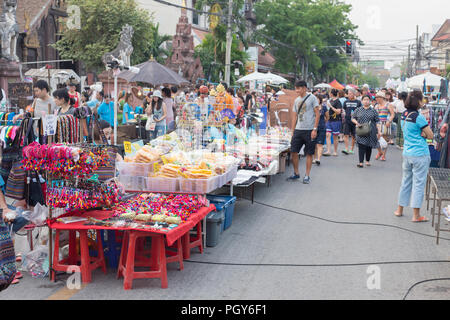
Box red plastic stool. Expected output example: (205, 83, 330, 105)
(182, 220, 203, 260)
(51, 229, 107, 283)
(117, 231, 168, 290)
(165, 238, 184, 271)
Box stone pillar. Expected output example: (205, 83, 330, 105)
(0, 58, 21, 99)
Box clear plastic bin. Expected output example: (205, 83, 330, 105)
(180, 176, 219, 193)
(119, 175, 148, 191)
(146, 176, 179, 192)
(116, 161, 156, 177)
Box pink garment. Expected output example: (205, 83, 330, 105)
(163, 97, 174, 124)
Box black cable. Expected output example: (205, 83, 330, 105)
(185, 260, 450, 268)
(402, 278, 450, 300)
(251, 200, 450, 241)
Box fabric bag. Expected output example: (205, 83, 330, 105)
(0, 119, 26, 182)
(0, 218, 17, 292)
(25, 171, 45, 207)
(356, 122, 371, 137)
(145, 115, 156, 131)
(5, 161, 27, 200)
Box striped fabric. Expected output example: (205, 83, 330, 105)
(0, 220, 16, 291)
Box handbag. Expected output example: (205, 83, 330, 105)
(0, 218, 17, 292)
(4, 118, 35, 200)
(25, 171, 45, 207)
(145, 116, 156, 131)
(356, 122, 371, 137)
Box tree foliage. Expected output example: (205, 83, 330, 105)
(254, 0, 359, 80)
(54, 0, 156, 72)
(194, 24, 248, 84)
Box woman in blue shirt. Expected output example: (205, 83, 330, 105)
(96, 94, 115, 127)
(395, 90, 434, 222)
(122, 93, 135, 125)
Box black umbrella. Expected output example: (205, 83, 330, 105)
(440, 78, 448, 99)
(118, 59, 189, 86)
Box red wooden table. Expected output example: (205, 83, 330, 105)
(47, 205, 215, 289)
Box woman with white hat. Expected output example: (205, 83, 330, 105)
(145, 90, 167, 140)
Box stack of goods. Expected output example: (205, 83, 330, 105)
(112, 193, 205, 225)
(22, 142, 110, 179)
(124, 145, 161, 163)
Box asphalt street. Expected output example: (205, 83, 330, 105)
(2, 143, 450, 300)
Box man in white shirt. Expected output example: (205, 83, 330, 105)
(13, 80, 56, 121)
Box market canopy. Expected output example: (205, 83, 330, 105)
(329, 80, 344, 90)
(314, 83, 331, 89)
(265, 72, 289, 84)
(406, 72, 445, 89)
(118, 59, 189, 86)
(237, 71, 288, 84)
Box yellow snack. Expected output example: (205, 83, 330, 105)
(152, 214, 167, 222)
(135, 214, 153, 221)
(166, 216, 182, 225)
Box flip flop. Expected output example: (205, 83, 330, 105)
(394, 212, 403, 217)
(323, 153, 331, 157)
(412, 216, 429, 223)
(365, 162, 371, 167)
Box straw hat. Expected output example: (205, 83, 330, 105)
(376, 91, 386, 99)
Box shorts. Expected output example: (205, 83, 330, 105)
(343, 121, 356, 136)
(316, 129, 326, 145)
(291, 130, 316, 155)
(326, 121, 342, 136)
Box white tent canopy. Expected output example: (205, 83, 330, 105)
(314, 83, 331, 89)
(25, 68, 81, 92)
(407, 72, 445, 89)
(237, 71, 288, 84)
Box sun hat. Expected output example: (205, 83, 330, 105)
(376, 91, 386, 99)
(152, 90, 163, 99)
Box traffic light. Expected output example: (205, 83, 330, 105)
(345, 40, 353, 55)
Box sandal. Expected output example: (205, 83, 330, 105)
(357, 164, 364, 168)
(323, 153, 331, 157)
(381, 155, 386, 161)
(394, 211, 403, 217)
(11, 278, 19, 285)
(365, 162, 371, 167)
(16, 254, 22, 263)
(375, 153, 382, 160)
(412, 216, 429, 223)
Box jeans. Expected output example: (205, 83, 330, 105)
(398, 155, 431, 209)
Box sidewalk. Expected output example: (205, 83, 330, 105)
(1, 144, 450, 300)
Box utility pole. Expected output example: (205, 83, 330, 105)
(415, 25, 419, 74)
(224, 0, 233, 86)
(407, 45, 411, 77)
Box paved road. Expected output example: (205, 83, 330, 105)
(2, 144, 450, 300)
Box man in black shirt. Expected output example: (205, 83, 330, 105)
(323, 89, 343, 156)
(342, 89, 362, 155)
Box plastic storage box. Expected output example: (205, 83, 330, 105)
(206, 195, 237, 231)
(146, 177, 179, 192)
(119, 175, 149, 191)
(116, 161, 156, 177)
(206, 210, 225, 247)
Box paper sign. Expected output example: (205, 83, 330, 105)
(43, 114, 57, 136)
(124, 141, 132, 154)
(124, 140, 144, 157)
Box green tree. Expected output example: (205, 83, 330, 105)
(194, 24, 248, 84)
(254, 0, 359, 80)
(149, 23, 172, 64)
(54, 0, 155, 72)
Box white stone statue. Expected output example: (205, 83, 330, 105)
(102, 24, 134, 69)
(0, 0, 19, 62)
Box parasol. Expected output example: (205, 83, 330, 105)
(118, 59, 189, 86)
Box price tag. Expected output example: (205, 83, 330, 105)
(43, 114, 57, 136)
(123, 141, 132, 154)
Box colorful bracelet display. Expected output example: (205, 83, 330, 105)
(112, 193, 206, 224)
(47, 180, 121, 210)
(22, 142, 110, 178)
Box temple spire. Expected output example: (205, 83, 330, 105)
(181, 0, 187, 17)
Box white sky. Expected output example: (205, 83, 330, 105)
(343, 0, 449, 68)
